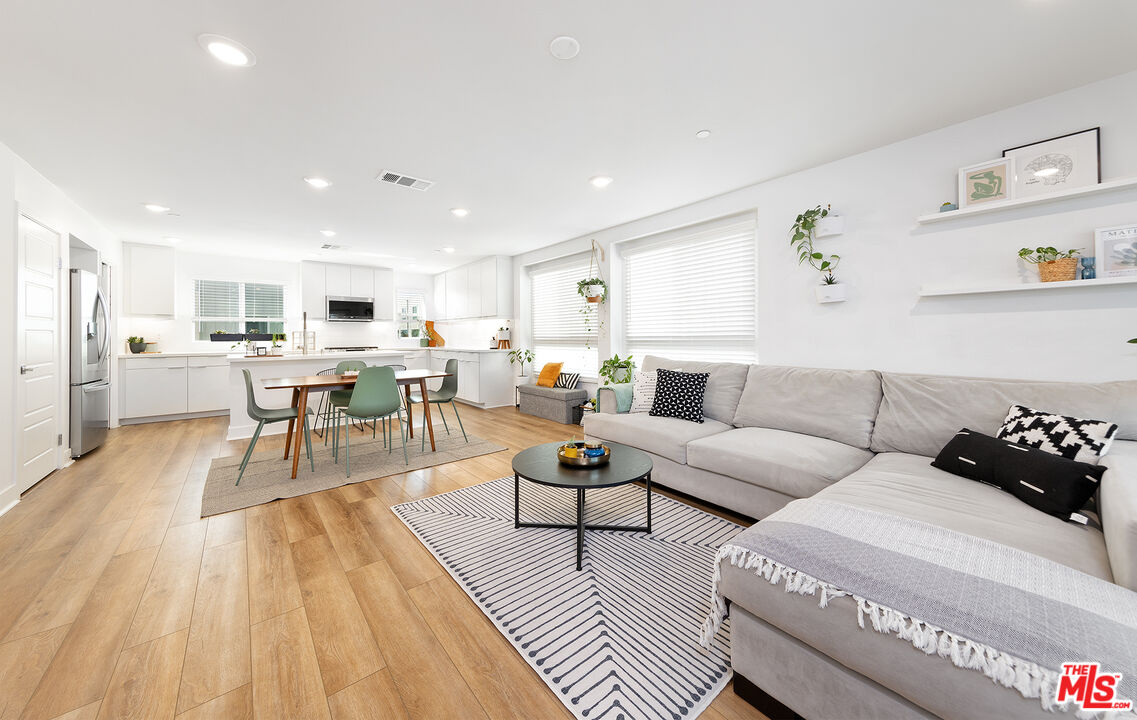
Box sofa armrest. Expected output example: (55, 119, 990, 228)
(1101, 440, 1137, 591)
(597, 383, 632, 414)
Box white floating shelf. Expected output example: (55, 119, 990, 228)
(918, 276, 1137, 298)
(916, 176, 1137, 224)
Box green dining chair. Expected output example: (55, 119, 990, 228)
(323, 359, 368, 444)
(407, 358, 467, 450)
(333, 365, 407, 475)
(237, 369, 314, 485)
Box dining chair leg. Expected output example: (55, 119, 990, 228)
(333, 409, 340, 462)
(236, 420, 265, 486)
(303, 414, 315, 472)
(450, 400, 468, 443)
(397, 408, 408, 465)
(344, 413, 351, 477)
(421, 407, 427, 452)
(437, 403, 451, 435)
(324, 405, 333, 446)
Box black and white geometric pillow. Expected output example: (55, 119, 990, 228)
(649, 369, 709, 423)
(553, 372, 581, 389)
(629, 371, 658, 414)
(997, 404, 1118, 465)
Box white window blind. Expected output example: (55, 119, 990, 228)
(529, 254, 598, 375)
(397, 288, 427, 338)
(193, 279, 285, 340)
(621, 215, 757, 363)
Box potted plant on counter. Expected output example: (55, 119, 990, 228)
(790, 205, 847, 303)
(127, 336, 148, 353)
(1018, 246, 1082, 282)
(599, 353, 635, 385)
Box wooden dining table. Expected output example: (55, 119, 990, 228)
(262, 368, 452, 479)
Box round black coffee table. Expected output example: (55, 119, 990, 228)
(512, 441, 653, 570)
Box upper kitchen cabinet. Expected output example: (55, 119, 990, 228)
(434, 256, 513, 320)
(124, 242, 176, 316)
(300, 261, 394, 321)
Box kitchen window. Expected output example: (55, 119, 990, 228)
(193, 280, 285, 340)
(397, 288, 427, 338)
(620, 213, 757, 363)
(528, 254, 598, 375)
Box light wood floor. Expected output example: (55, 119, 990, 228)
(0, 405, 768, 720)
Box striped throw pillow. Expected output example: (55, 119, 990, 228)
(554, 372, 581, 389)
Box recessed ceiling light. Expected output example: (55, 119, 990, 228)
(1034, 167, 1060, 178)
(450, 208, 469, 218)
(197, 34, 256, 67)
(695, 129, 712, 139)
(441, 247, 456, 254)
(549, 36, 581, 60)
(320, 229, 336, 237)
(164, 236, 182, 244)
(143, 203, 170, 213)
(590, 175, 613, 189)
(304, 176, 331, 189)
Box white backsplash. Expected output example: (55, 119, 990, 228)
(433, 319, 508, 350)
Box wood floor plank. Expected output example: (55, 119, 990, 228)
(310, 489, 381, 571)
(336, 481, 374, 504)
(710, 681, 772, 720)
(408, 576, 571, 720)
(245, 504, 302, 625)
(28, 484, 122, 554)
(250, 608, 331, 720)
(347, 559, 488, 720)
(124, 520, 208, 648)
(279, 494, 325, 543)
(291, 534, 385, 695)
(204, 510, 245, 549)
(46, 701, 101, 720)
(0, 545, 70, 641)
(0, 625, 70, 720)
(327, 669, 409, 720)
(171, 685, 251, 720)
(176, 542, 250, 715)
(95, 628, 188, 720)
(20, 546, 159, 720)
(354, 497, 442, 590)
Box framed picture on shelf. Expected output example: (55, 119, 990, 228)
(1095, 224, 1137, 278)
(958, 158, 1014, 208)
(1003, 127, 1100, 198)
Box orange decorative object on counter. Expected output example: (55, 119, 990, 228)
(426, 320, 444, 347)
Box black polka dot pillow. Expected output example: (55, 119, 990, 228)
(649, 368, 710, 423)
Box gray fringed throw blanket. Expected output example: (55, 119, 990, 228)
(700, 499, 1137, 715)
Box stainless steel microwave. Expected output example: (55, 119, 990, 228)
(326, 296, 375, 322)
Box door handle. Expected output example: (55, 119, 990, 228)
(20, 365, 33, 374)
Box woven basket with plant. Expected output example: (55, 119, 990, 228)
(1018, 246, 1081, 283)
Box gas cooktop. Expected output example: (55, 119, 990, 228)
(323, 346, 380, 352)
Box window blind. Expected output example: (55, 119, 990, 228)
(621, 216, 757, 363)
(244, 283, 285, 319)
(529, 254, 599, 375)
(193, 280, 239, 319)
(192, 279, 285, 340)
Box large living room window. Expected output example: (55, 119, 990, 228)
(528, 254, 599, 375)
(621, 214, 757, 363)
(193, 279, 285, 340)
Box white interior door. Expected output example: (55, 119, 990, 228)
(17, 215, 60, 493)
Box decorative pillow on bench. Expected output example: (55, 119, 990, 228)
(997, 404, 1118, 464)
(629, 371, 657, 414)
(649, 368, 710, 423)
(553, 372, 581, 389)
(932, 428, 1105, 522)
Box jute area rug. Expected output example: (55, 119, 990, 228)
(394, 477, 743, 720)
(201, 429, 505, 517)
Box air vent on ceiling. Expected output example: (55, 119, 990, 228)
(320, 243, 343, 250)
(377, 169, 434, 191)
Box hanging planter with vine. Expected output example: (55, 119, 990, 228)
(577, 277, 608, 303)
(578, 239, 606, 346)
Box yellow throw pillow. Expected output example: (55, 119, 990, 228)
(536, 362, 564, 388)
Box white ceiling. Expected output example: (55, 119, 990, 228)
(1, 1, 1135, 272)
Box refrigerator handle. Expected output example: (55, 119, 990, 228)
(95, 288, 110, 362)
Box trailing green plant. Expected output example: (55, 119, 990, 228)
(577, 277, 608, 302)
(598, 353, 635, 386)
(508, 348, 535, 376)
(127, 335, 144, 344)
(790, 205, 841, 284)
(1017, 247, 1081, 264)
(1129, 337, 1137, 344)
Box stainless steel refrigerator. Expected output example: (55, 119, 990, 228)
(70, 267, 111, 457)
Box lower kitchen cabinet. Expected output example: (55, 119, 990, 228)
(429, 350, 512, 407)
(120, 354, 229, 421)
(188, 356, 230, 412)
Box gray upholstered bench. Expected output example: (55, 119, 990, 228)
(518, 384, 589, 424)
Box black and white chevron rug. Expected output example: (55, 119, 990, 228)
(393, 477, 743, 720)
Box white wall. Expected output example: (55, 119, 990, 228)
(514, 70, 1137, 383)
(1, 140, 123, 515)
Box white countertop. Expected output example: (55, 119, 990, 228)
(118, 347, 509, 361)
(227, 350, 407, 364)
(117, 351, 230, 359)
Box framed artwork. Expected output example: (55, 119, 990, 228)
(1003, 127, 1100, 198)
(958, 158, 1014, 207)
(1095, 224, 1137, 278)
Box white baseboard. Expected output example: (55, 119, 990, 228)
(0, 484, 20, 518)
(120, 410, 228, 426)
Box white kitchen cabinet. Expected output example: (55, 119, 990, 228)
(447, 267, 468, 319)
(429, 350, 512, 407)
(479, 257, 497, 317)
(300, 261, 326, 320)
(350, 265, 374, 298)
(433, 273, 447, 320)
(373, 268, 394, 320)
(120, 356, 189, 418)
(124, 243, 175, 316)
(187, 356, 230, 412)
(433, 256, 512, 320)
(324, 263, 351, 296)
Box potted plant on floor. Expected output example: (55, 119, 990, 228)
(1018, 246, 1082, 282)
(599, 353, 635, 385)
(508, 348, 535, 378)
(791, 205, 847, 303)
(127, 336, 147, 353)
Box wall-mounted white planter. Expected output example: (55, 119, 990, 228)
(815, 283, 848, 303)
(814, 215, 846, 238)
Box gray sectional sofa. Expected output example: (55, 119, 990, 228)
(583, 355, 1137, 720)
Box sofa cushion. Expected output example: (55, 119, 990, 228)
(517, 383, 587, 401)
(731, 365, 883, 450)
(1100, 440, 1137, 591)
(814, 452, 1113, 580)
(686, 427, 874, 499)
(641, 355, 748, 425)
(870, 372, 1137, 458)
(581, 412, 729, 465)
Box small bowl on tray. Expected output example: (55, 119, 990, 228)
(557, 441, 611, 467)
